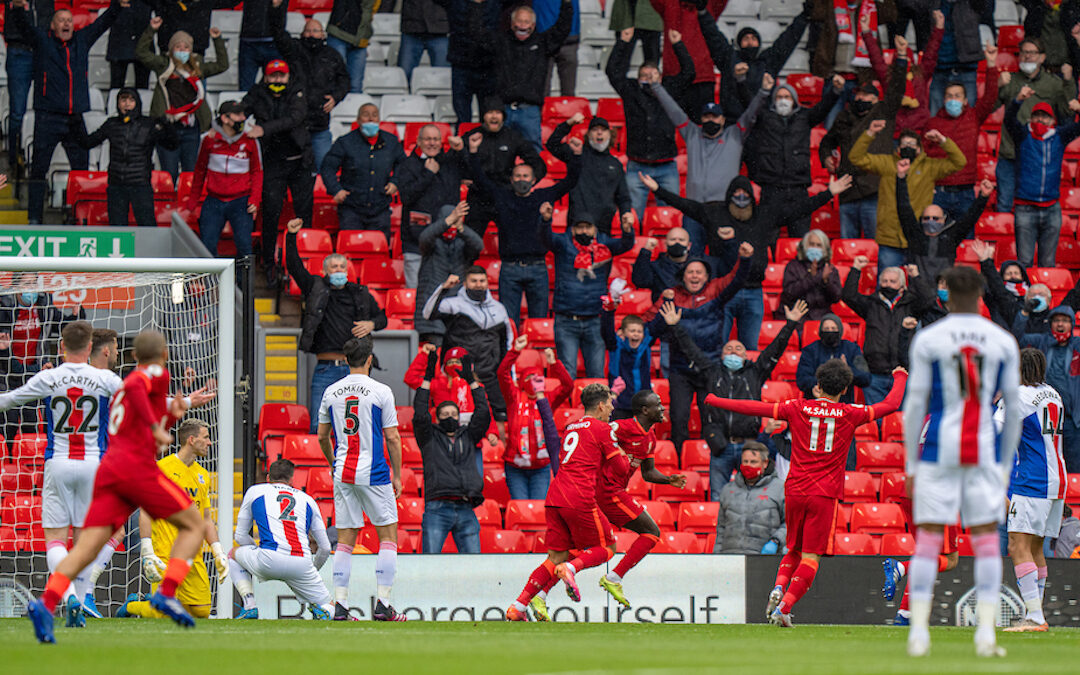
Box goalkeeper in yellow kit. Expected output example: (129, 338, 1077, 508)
(119, 419, 228, 619)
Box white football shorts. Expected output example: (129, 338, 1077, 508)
(233, 545, 331, 606)
(1007, 495, 1065, 538)
(333, 482, 398, 528)
(913, 462, 1006, 528)
(41, 458, 99, 529)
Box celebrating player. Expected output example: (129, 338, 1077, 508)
(1000, 348, 1066, 633)
(902, 266, 1021, 658)
(316, 336, 406, 622)
(230, 459, 335, 620)
(117, 419, 228, 621)
(704, 359, 908, 627)
(506, 383, 620, 620)
(27, 330, 203, 643)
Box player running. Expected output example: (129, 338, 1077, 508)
(597, 388, 685, 608)
(116, 419, 228, 620)
(230, 458, 335, 620)
(507, 383, 620, 621)
(705, 359, 908, 628)
(27, 330, 204, 643)
(316, 336, 406, 622)
(1000, 348, 1066, 633)
(903, 266, 1021, 658)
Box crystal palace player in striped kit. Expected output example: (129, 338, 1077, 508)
(705, 360, 908, 627)
(903, 266, 1021, 658)
(1000, 347, 1067, 633)
(230, 459, 335, 620)
(506, 383, 621, 620)
(316, 336, 406, 621)
(27, 331, 203, 643)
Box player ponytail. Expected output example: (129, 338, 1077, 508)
(1019, 347, 1047, 386)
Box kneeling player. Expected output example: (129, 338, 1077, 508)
(705, 359, 908, 627)
(230, 459, 335, 620)
(1002, 348, 1066, 632)
(507, 384, 620, 621)
(118, 419, 228, 620)
(27, 331, 205, 643)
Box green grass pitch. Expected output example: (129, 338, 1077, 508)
(1, 620, 1078, 674)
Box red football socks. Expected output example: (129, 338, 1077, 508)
(516, 560, 555, 606)
(937, 554, 949, 572)
(158, 558, 192, 598)
(41, 573, 70, 613)
(612, 534, 659, 579)
(779, 558, 819, 612)
(774, 551, 801, 589)
(569, 546, 614, 572)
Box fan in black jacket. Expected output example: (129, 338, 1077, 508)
(78, 88, 179, 226)
(242, 60, 313, 280)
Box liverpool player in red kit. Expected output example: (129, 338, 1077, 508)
(705, 359, 908, 627)
(27, 331, 205, 643)
(506, 384, 621, 621)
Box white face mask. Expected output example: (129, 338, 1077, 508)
(775, 99, 794, 116)
(1019, 61, 1039, 76)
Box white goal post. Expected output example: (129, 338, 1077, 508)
(0, 256, 236, 619)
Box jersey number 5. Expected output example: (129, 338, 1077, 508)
(343, 398, 361, 436)
(808, 416, 836, 453)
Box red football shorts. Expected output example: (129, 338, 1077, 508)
(898, 497, 960, 554)
(544, 505, 614, 552)
(83, 458, 192, 530)
(785, 494, 838, 556)
(598, 491, 645, 529)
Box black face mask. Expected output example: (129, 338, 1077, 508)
(879, 286, 899, 300)
(667, 242, 687, 258)
(702, 121, 723, 137)
(512, 180, 532, 196)
(574, 233, 593, 246)
(738, 46, 759, 62)
(438, 417, 458, 433)
(851, 99, 873, 115)
(301, 36, 325, 50)
(898, 147, 918, 161)
(820, 331, 841, 348)
(465, 287, 486, 302)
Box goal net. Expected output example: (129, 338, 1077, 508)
(0, 257, 236, 619)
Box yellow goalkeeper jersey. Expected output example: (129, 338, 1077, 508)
(151, 453, 210, 558)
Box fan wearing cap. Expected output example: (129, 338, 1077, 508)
(1005, 88, 1080, 268)
(404, 344, 496, 437)
(240, 58, 313, 285)
(185, 100, 263, 259)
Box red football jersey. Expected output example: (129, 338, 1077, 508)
(104, 366, 173, 468)
(546, 416, 623, 510)
(600, 417, 657, 494)
(774, 398, 874, 498)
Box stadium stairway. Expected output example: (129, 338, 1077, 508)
(258, 297, 301, 405)
(0, 181, 27, 223)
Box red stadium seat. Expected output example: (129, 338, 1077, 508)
(504, 499, 546, 531)
(553, 408, 584, 433)
(833, 532, 880, 555)
(643, 500, 676, 529)
(879, 472, 908, 504)
(357, 258, 405, 289)
(843, 471, 877, 503)
(483, 468, 511, 508)
(833, 239, 879, 263)
(774, 238, 800, 263)
(570, 378, 608, 407)
(258, 404, 310, 441)
(386, 288, 416, 318)
(761, 264, 786, 292)
(653, 471, 704, 502)
(401, 436, 422, 469)
(396, 407, 414, 435)
(854, 422, 879, 442)
(480, 529, 527, 553)
(643, 206, 682, 234)
(396, 497, 425, 532)
(956, 534, 975, 556)
(772, 350, 801, 381)
(677, 501, 719, 535)
(880, 413, 904, 442)
(281, 434, 325, 466)
(596, 97, 625, 123)
(626, 471, 650, 499)
(1066, 473, 1080, 506)
(523, 318, 556, 347)
(650, 378, 670, 405)
(760, 380, 799, 403)
(880, 532, 916, 557)
(680, 440, 711, 474)
(306, 468, 334, 499)
(653, 440, 679, 472)
(655, 531, 702, 553)
(617, 288, 654, 316)
(855, 442, 905, 473)
(542, 96, 591, 123)
(294, 228, 333, 256)
(834, 503, 850, 532)
(338, 230, 390, 256)
(473, 500, 503, 529)
(786, 73, 824, 106)
(1029, 267, 1075, 291)
(850, 502, 906, 535)
(997, 24, 1025, 51)
(613, 530, 638, 553)
(757, 322, 798, 351)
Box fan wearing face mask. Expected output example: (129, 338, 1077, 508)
(745, 75, 846, 239)
(404, 345, 495, 437)
(1005, 89, 1080, 268)
(778, 229, 842, 323)
(860, 14, 943, 140)
(994, 37, 1074, 213)
(850, 120, 966, 272)
(973, 241, 1040, 329)
(796, 314, 871, 406)
(1011, 306, 1080, 472)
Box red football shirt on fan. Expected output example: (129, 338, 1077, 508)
(546, 416, 623, 510)
(705, 372, 908, 498)
(106, 366, 175, 468)
(600, 417, 656, 494)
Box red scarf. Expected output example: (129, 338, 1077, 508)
(572, 239, 612, 281)
(836, 0, 877, 68)
(164, 73, 205, 126)
(508, 396, 548, 468)
(1030, 122, 1056, 140)
(1004, 280, 1028, 297)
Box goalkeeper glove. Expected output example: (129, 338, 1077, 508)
(211, 541, 229, 584)
(140, 537, 166, 583)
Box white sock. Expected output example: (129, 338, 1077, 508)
(537, 590, 547, 601)
(87, 539, 118, 587)
(908, 529, 944, 638)
(46, 541, 76, 601)
(512, 601, 527, 612)
(606, 570, 622, 583)
(73, 572, 90, 599)
(333, 543, 352, 605)
(1037, 566, 1047, 601)
(375, 541, 397, 604)
(564, 562, 577, 576)
(896, 561, 907, 578)
(1014, 562, 1043, 624)
(972, 533, 1002, 641)
(229, 559, 254, 595)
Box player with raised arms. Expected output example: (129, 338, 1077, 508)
(26, 330, 203, 643)
(1000, 347, 1066, 633)
(704, 359, 908, 627)
(903, 265, 1021, 658)
(317, 335, 406, 621)
(230, 458, 335, 620)
(117, 418, 228, 620)
(506, 383, 620, 620)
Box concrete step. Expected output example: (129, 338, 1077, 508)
(265, 385, 297, 402)
(0, 211, 29, 224)
(265, 355, 297, 372)
(254, 297, 275, 314)
(265, 372, 296, 384)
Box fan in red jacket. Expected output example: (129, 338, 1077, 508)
(186, 100, 263, 258)
(404, 344, 498, 440)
